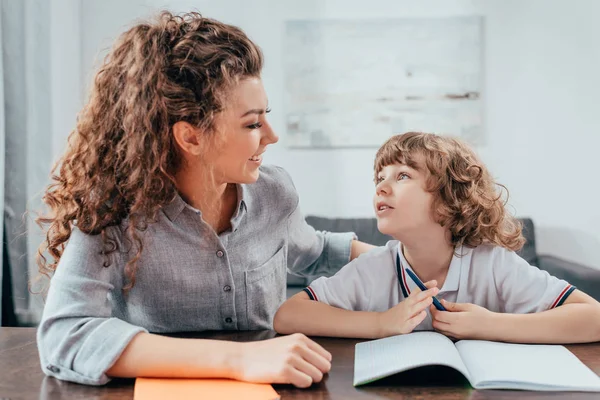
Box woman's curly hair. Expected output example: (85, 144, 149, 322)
(36, 11, 263, 289)
(374, 132, 525, 251)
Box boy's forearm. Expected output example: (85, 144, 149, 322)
(274, 299, 381, 339)
(486, 304, 600, 344)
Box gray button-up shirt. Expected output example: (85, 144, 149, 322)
(37, 165, 355, 385)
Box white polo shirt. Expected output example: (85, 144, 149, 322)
(304, 240, 575, 331)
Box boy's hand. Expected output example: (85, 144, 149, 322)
(376, 280, 439, 338)
(431, 300, 495, 340)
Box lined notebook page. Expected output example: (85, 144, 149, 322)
(354, 331, 470, 386)
(456, 340, 600, 391)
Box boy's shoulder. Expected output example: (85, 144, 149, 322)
(468, 243, 526, 273)
(470, 243, 519, 259)
(325, 240, 399, 283)
(353, 240, 399, 266)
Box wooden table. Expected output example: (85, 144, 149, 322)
(2, 328, 600, 399)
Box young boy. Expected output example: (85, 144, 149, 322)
(274, 132, 600, 343)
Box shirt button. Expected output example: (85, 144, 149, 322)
(216, 250, 224, 258)
(225, 317, 233, 323)
(223, 285, 231, 292)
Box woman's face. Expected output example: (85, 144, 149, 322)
(209, 77, 279, 184)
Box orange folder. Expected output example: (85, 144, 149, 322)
(134, 378, 280, 400)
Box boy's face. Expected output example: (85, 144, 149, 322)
(373, 160, 437, 239)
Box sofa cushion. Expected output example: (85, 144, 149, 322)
(286, 216, 538, 286)
(289, 216, 600, 302)
(305, 216, 537, 264)
(305, 216, 393, 247)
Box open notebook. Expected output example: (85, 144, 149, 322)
(354, 331, 600, 391)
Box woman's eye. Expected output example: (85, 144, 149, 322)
(247, 122, 263, 129)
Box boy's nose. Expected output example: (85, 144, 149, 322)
(376, 182, 390, 196)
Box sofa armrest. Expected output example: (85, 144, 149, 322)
(538, 255, 600, 301)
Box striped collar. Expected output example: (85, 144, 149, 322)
(396, 243, 462, 298)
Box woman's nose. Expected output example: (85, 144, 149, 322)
(262, 122, 279, 145)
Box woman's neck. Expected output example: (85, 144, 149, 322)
(401, 230, 454, 288)
(174, 167, 237, 233)
(175, 166, 228, 208)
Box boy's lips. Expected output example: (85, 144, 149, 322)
(376, 201, 394, 211)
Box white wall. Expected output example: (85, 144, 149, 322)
(70, 0, 600, 268)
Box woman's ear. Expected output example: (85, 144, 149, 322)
(172, 121, 203, 156)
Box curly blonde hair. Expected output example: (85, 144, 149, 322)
(374, 132, 525, 251)
(37, 11, 263, 289)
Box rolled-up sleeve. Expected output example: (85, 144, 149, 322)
(286, 202, 356, 278)
(37, 228, 147, 385)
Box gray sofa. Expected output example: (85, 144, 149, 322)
(286, 217, 600, 301)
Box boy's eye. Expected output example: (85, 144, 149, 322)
(247, 122, 263, 129)
(398, 173, 410, 180)
(375, 176, 384, 184)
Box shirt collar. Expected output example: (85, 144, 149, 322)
(161, 193, 187, 222)
(230, 184, 250, 231)
(397, 243, 462, 295)
(161, 185, 251, 228)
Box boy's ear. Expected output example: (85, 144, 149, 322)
(172, 121, 204, 156)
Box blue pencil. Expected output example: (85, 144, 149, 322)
(404, 268, 447, 311)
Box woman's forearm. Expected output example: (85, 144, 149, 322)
(107, 332, 241, 379)
(274, 296, 381, 339)
(108, 330, 334, 388)
(488, 303, 600, 344)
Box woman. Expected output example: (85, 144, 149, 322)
(36, 11, 372, 388)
